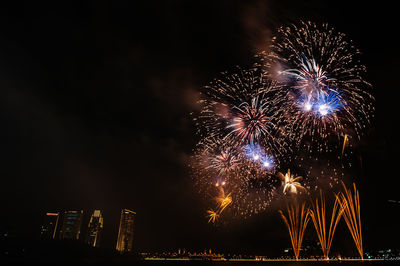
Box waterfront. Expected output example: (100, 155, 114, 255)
(127, 259, 399, 266)
(142, 258, 399, 263)
(86, 259, 400, 266)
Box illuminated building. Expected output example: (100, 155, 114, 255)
(59, 210, 84, 240)
(40, 212, 60, 239)
(116, 209, 136, 253)
(85, 210, 103, 247)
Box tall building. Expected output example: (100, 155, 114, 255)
(116, 209, 136, 253)
(59, 210, 84, 240)
(85, 210, 103, 247)
(40, 212, 60, 239)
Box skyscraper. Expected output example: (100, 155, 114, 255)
(85, 210, 103, 247)
(59, 210, 84, 240)
(40, 212, 60, 239)
(116, 209, 136, 253)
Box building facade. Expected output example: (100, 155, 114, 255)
(40, 212, 60, 239)
(115, 209, 136, 253)
(59, 210, 84, 240)
(85, 210, 103, 247)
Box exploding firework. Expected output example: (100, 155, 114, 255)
(227, 95, 276, 145)
(279, 201, 310, 260)
(201, 136, 240, 176)
(309, 190, 344, 260)
(215, 187, 233, 213)
(191, 138, 280, 218)
(190, 136, 240, 195)
(277, 169, 306, 194)
(207, 210, 219, 224)
(195, 67, 289, 155)
(191, 70, 286, 219)
(258, 21, 374, 151)
(205, 188, 233, 224)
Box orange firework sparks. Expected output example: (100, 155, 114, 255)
(341, 134, 349, 158)
(309, 190, 344, 260)
(279, 202, 310, 260)
(206, 187, 233, 224)
(277, 169, 305, 194)
(336, 182, 363, 260)
(206, 210, 219, 224)
(216, 188, 232, 213)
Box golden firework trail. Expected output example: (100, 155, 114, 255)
(206, 210, 219, 224)
(279, 202, 310, 260)
(216, 189, 232, 213)
(206, 187, 233, 224)
(309, 190, 344, 259)
(341, 134, 349, 158)
(277, 169, 305, 194)
(336, 182, 363, 259)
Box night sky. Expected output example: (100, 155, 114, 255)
(1, 0, 399, 256)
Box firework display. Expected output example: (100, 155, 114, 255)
(190, 20, 373, 232)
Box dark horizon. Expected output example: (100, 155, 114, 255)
(1, 0, 399, 256)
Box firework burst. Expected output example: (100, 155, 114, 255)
(190, 134, 281, 219)
(277, 169, 306, 195)
(207, 210, 219, 224)
(195, 67, 289, 155)
(198, 159, 278, 217)
(215, 187, 233, 213)
(257, 21, 374, 151)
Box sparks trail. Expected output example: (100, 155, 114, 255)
(309, 190, 344, 260)
(279, 201, 310, 260)
(206, 187, 233, 224)
(215, 187, 233, 213)
(336, 182, 363, 259)
(206, 210, 219, 224)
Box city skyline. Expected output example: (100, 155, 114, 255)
(85, 210, 103, 247)
(59, 210, 83, 240)
(39, 212, 60, 240)
(0, 0, 399, 257)
(116, 209, 136, 253)
(37, 209, 135, 251)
